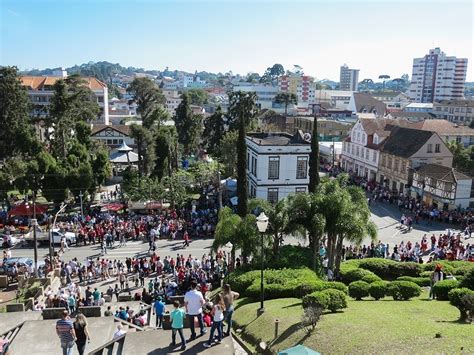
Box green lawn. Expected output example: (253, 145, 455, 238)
(233, 292, 473, 354)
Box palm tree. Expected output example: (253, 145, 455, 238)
(248, 198, 290, 261)
(274, 92, 298, 116)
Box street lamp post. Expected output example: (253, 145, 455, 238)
(31, 190, 39, 278)
(256, 212, 269, 316)
(50, 203, 67, 265)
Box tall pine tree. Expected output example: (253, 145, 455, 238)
(308, 116, 320, 193)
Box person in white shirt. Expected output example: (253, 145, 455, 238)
(113, 324, 126, 339)
(203, 294, 225, 348)
(184, 280, 206, 339)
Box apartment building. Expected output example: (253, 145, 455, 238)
(232, 83, 278, 109)
(408, 48, 468, 103)
(246, 131, 311, 202)
(293, 117, 353, 139)
(339, 64, 359, 91)
(432, 99, 474, 124)
(279, 74, 315, 106)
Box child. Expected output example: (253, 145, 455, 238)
(153, 296, 165, 329)
(203, 294, 224, 348)
(170, 301, 186, 350)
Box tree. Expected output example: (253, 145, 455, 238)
(0, 66, 40, 160)
(152, 125, 178, 180)
(127, 77, 166, 129)
(378, 75, 391, 91)
(203, 106, 225, 156)
(228, 91, 258, 217)
(174, 93, 203, 156)
(261, 64, 285, 83)
(47, 75, 100, 159)
(287, 192, 326, 272)
(186, 88, 209, 106)
(130, 124, 155, 177)
(213, 207, 259, 267)
(308, 117, 320, 193)
(217, 131, 238, 177)
(447, 140, 474, 173)
(91, 145, 112, 187)
(274, 92, 298, 116)
(248, 198, 290, 261)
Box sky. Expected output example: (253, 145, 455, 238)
(1, 0, 473, 81)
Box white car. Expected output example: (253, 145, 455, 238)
(51, 229, 77, 245)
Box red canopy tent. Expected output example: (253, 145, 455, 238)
(8, 202, 48, 217)
(101, 203, 126, 212)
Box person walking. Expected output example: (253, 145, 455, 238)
(153, 296, 165, 329)
(203, 294, 225, 348)
(73, 313, 90, 355)
(170, 300, 186, 351)
(56, 310, 76, 355)
(184, 279, 206, 340)
(222, 283, 239, 337)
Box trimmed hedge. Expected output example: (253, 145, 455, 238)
(448, 288, 474, 322)
(361, 274, 382, 284)
(348, 281, 370, 300)
(432, 279, 460, 300)
(396, 276, 431, 287)
(387, 281, 422, 300)
(321, 289, 347, 313)
(302, 291, 330, 309)
(369, 281, 388, 300)
(460, 269, 474, 290)
(267, 245, 312, 269)
(340, 268, 376, 284)
(358, 259, 421, 280)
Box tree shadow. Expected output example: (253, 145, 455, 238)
(282, 302, 302, 309)
(268, 323, 306, 348)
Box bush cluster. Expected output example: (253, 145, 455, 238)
(448, 288, 474, 323)
(396, 276, 431, 287)
(460, 269, 474, 290)
(369, 281, 388, 300)
(303, 289, 347, 313)
(432, 280, 460, 300)
(358, 259, 421, 280)
(361, 274, 382, 284)
(340, 268, 376, 284)
(387, 281, 422, 300)
(266, 245, 313, 270)
(348, 281, 370, 300)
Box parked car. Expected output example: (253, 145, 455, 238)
(0, 257, 46, 277)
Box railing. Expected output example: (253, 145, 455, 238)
(0, 321, 24, 347)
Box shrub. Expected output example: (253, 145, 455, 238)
(348, 281, 370, 300)
(396, 276, 431, 287)
(225, 270, 261, 294)
(420, 271, 432, 278)
(267, 245, 313, 269)
(387, 281, 422, 300)
(361, 273, 382, 283)
(301, 304, 323, 334)
(340, 268, 376, 284)
(358, 258, 421, 280)
(302, 291, 330, 309)
(320, 289, 347, 313)
(448, 288, 474, 323)
(369, 281, 388, 300)
(432, 279, 460, 300)
(460, 269, 474, 290)
(321, 281, 348, 294)
(422, 262, 455, 275)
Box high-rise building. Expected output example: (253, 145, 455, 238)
(339, 64, 359, 91)
(278, 74, 315, 106)
(408, 48, 468, 103)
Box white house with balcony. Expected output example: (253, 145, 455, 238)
(246, 131, 311, 202)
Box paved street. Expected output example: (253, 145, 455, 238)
(7, 200, 467, 265)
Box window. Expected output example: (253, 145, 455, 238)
(435, 144, 440, 153)
(351, 145, 354, 155)
(253, 157, 257, 177)
(365, 149, 369, 159)
(247, 152, 250, 170)
(356, 146, 359, 157)
(381, 155, 386, 167)
(401, 160, 406, 173)
(394, 159, 399, 172)
(427, 144, 433, 153)
(296, 187, 306, 193)
(387, 156, 392, 169)
(373, 151, 377, 162)
(296, 156, 308, 179)
(268, 157, 280, 179)
(267, 188, 279, 203)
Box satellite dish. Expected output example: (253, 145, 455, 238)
(303, 133, 312, 142)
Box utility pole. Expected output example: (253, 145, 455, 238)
(79, 191, 84, 221)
